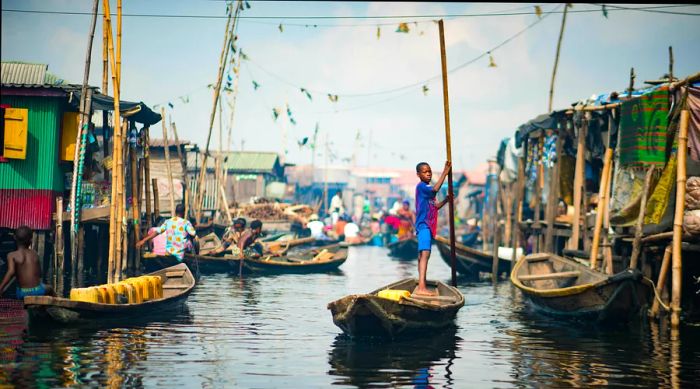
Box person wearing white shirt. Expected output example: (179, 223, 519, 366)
(329, 191, 345, 226)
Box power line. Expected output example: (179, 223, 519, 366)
(3, 4, 699, 20)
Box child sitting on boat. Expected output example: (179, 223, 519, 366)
(0, 226, 53, 299)
(237, 220, 264, 258)
(137, 203, 198, 262)
(414, 161, 451, 296)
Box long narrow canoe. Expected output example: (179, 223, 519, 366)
(387, 238, 418, 260)
(434, 235, 512, 280)
(510, 253, 649, 322)
(243, 245, 348, 274)
(327, 278, 464, 337)
(24, 264, 195, 325)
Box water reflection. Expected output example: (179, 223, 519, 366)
(328, 326, 460, 388)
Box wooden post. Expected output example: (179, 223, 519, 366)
(511, 157, 525, 269)
(668, 46, 674, 84)
(144, 128, 152, 227)
(590, 147, 613, 269)
(650, 245, 672, 318)
(54, 197, 64, 295)
(671, 109, 689, 328)
(491, 224, 500, 283)
(569, 118, 587, 250)
(544, 128, 563, 253)
(438, 20, 457, 287)
(152, 178, 160, 219)
(548, 4, 569, 113)
(602, 153, 614, 275)
(171, 122, 192, 217)
(76, 228, 85, 287)
(630, 167, 655, 269)
(130, 143, 141, 272)
(161, 108, 176, 216)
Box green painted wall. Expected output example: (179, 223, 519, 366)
(0, 95, 65, 191)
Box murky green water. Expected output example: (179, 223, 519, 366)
(2, 245, 699, 387)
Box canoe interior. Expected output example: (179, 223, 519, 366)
(435, 236, 512, 278)
(513, 253, 606, 291)
(387, 238, 418, 259)
(370, 278, 462, 307)
(243, 244, 348, 272)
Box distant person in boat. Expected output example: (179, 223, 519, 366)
(307, 214, 328, 240)
(333, 215, 348, 241)
(397, 200, 415, 240)
(329, 191, 345, 226)
(0, 226, 53, 299)
(137, 203, 198, 261)
(414, 161, 452, 296)
(343, 219, 365, 244)
(238, 219, 264, 258)
(212, 218, 246, 255)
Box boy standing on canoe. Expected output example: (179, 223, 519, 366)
(414, 161, 451, 296)
(0, 226, 52, 299)
(137, 203, 198, 261)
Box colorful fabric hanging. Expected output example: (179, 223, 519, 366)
(422, 85, 429, 96)
(488, 53, 497, 68)
(300, 88, 312, 101)
(602, 5, 608, 18)
(534, 6, 542, 18)
(618, 87, 670, 166)
(272, 108, 280, 121)
(328, 94, 339, 103)
(252, 81, 260, 90)
(278, 24, 284, 33)
(376, 26, 381, 40)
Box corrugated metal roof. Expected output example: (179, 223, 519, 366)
(149, 138, 191, 147)
(221, 151, 280, 173)
(1, 62, 47, 85)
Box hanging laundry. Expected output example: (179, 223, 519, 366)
(278, 24, 284, 33)
(245, 1, 251, 9)
(252, 81, 260, 90)
(179, 96, 190, 104)
(534, 6, 542, 18)
(396, 23, 410, 33)
(328, 94, 339, 103)
(298, 137, 309, 148)
(272, 108, 280, 121)
(168, 102, 174, 109)
(602, 5, 608, 18)
(618, 87, 670, 166)
(286, 104, 297, 125)
(422, 85, 429, 96)
(376, 26, 381, 40)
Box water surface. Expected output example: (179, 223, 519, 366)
(1, 245, 699, 387)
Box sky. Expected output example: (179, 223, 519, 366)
(2, 1, 699, 172)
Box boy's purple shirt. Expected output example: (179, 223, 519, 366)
(415, 181, 437, 237)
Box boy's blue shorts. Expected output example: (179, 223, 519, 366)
(417, 228, 432, 252)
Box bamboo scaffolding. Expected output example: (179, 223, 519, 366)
(671, 109, 689, 328)
(195, 3, 238, 224)
(589, 148, 613, 269)
(438, 19, 457, 287)
(569, 118, 587, 250)
(161, 107, 176, 216)
(629, 167, 655, 269)
(144, 128, 152, 226)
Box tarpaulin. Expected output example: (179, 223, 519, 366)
(71, 89, 162, 126)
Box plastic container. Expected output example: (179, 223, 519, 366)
(145, 276, 164, 299)
(123, 278, 147, 302)
(69, 287, 100, 303)
(113, 283, 141, 304)
(377, 289, 410, 302)
(98, 285, 116, 304)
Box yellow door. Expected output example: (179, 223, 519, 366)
(3, 108, 28, 159)
(61, 111, 79, 161)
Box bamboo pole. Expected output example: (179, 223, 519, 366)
(170, 122, 192, 216)
(589, 148, 613, 269)
(130, 141, 141, 269)
(161, 108, 176, 216)
(103, 0, 122, 284)
(569, 118, 587, 250)
(438, 20, 457, 287)
(630, 167, 655, 269)
(116, 0, 122, 82)
(650, 245, 672, 318)
(152, 178, 160, 219)
(668, 46, 674, 84)
(671, 109, 689, 328)
(115, 121, 128, 282)
(195, 3, 237, 224)
(144, 127, 152, 227)
(547, 4, 569, 113)
(227, 52, 242, 152)
(602, 154, 614, 275)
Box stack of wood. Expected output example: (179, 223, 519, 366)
(229, 202, 314, 223)
(312, 249, 335, 262)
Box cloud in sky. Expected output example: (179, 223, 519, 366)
(2, 1, 699, 171)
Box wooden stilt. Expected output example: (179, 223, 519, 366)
(130, 143, 141, 273)
(144, 128, 152, 227)
(545, 128, 564, 253)
(170, 122, 192, 217)
(590, 148, 613, 270)
(152, 178, 160, 219)
(602, 155, 614, 275)
(491, 224, 500, 283)
(569, 118, 587, 250)
(650, 245, 672, 318)
(161, 108, 176, 216)
(671, 109, 689, 328)
(76, 227, 85, 287)
(630, 167, 655, 269)
(511, 157, 525, 269)
(54, 197, 64, 294)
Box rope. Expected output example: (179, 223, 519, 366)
(642, 276, 671, 312)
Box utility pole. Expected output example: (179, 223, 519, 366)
(323, 132, 329, 217)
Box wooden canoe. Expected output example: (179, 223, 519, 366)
(23, 264, 195, 325)
(327, 278, 464, 338)
(242, 245, 348, 274)
(435, 235, 511, 280)
(261, 236, 316, 255)
(386, 238, 418, 260)
(510, 253, 650, 322)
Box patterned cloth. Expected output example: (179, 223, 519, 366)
(618, 87, 670, 166)
(415, 182, 437, 237)
(156, 217, 196, 261)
